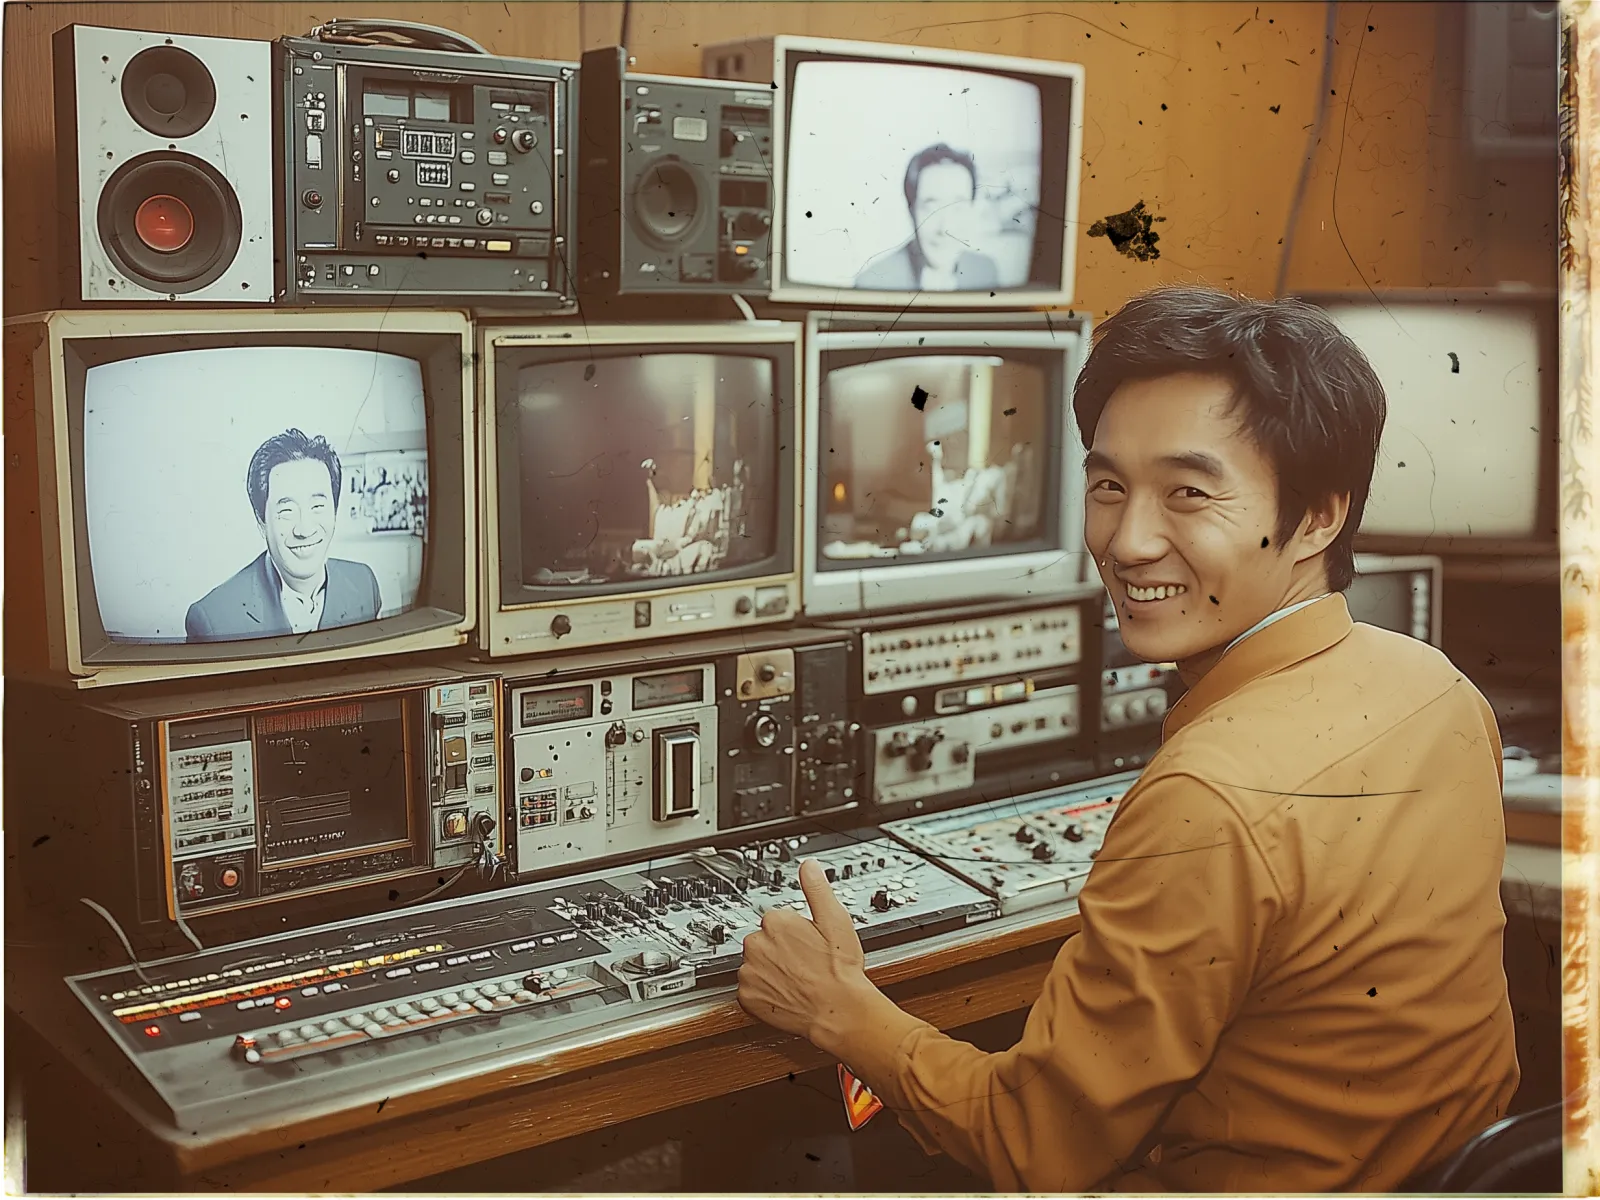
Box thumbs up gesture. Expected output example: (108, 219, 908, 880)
(737, 859, 881, 1052)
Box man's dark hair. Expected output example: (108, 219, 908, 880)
(903, 143, 979, 211)
(247, 429, 343, 523)
(1072, 286, 1386, 593)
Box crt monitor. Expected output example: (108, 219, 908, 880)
(1299, 290, 1557, 554)
(805, 310, 1091, 616)
(703, 35, 1084, 309)
(1347, 553, 1443, 646)
(6, 310, 476, 688)
(481, 321, 802, 656)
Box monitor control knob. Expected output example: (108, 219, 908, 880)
(476, 208, 495, 226)
(749, 713, 780, 749)
(551, 614, 572, 638)
(735, 595, 753, 615)
(302, 189, 322, 208)
(511, 128, 537, 152)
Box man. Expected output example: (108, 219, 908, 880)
(854, 143, 999, 292)
(187, 428, 382, 642)
(737, 286, 1520, 1191)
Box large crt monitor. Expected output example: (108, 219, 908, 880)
(704, 35, 1083, 309)
(5, 310, 476, 688)
(1347, 553, 1443, 646)
(1301, 290, 1557, 554)
(480, 321, 802, 655)
(806, 311, 1091, 616)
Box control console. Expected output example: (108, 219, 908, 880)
(854, 601, 1100, 816)
(883, 772, 1136, 915)
(277, 38, 577, 306)
(65, 829, 995, 1134)
(507, 643, 858, 876)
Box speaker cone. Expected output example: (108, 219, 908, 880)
(97, 152, 242, 293)
(120, 44, 217, 139)
(632, 158, 704, 246)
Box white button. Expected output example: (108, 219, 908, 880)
(244, 1048, 262, 1064)
(179, 1011, 202, 1023)
(473, 999, 495, 1012)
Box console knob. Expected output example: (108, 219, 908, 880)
(758, 663, 777, 683)
(1032, 841, 1056, 862)
(1063, 823, 1086, 843)
(1014, 825, 1035, 844)
(302, 189, 323, 208)
(734, 595, 754, 615)
(476, 208, 495, 226)
(551, 614, 573, 638)
(511, 128, 537, 152)
(749, 713, 780, 749)
(871, 889, 892, 912)
(493, 127, 508, 144)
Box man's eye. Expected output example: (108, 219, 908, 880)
(1174, 487, 1209, 501)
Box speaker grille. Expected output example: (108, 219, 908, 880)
(119, 44, 218, 139)
(632, 159, 705, 246)
(96, 151, 243, 293)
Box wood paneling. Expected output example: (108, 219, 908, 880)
(2, 1, 1554, 320)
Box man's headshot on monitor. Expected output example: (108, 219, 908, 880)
(185, 428, 383, 642)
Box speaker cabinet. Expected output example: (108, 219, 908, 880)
(53, 25, 274, 304)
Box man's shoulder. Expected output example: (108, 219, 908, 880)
(191, 555, 268, 610)
(854, 244, 914, 288)
(328, 557, 378, 585)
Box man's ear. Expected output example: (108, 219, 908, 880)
(1292, 492, 1350, 563)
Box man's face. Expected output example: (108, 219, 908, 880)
(1084, 372, 1331, 675)
(258, 457, 336, 587)
(910, 160, 976, 272)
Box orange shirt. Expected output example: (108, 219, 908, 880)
(854, 594, 1520, 1191)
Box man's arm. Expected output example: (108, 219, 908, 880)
(806, 772, 1284, 1191)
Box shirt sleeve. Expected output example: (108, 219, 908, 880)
(848, 770, 1285, 1191)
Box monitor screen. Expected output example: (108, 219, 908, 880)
(1346, 570, 1412, 636)
(774, 40, 1080, 305)
(1315, 299, 1550, 541)
(81, 347, 429, 645)
(499, 350, 783, 598)
(818, 353, 1057, 566)
(786, 60, 1042, 292)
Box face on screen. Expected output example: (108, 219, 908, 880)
(258, 458, 337, 590)
(911, 160, 976, 273)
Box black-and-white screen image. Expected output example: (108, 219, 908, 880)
(82, 346, 429, 645)
(786, 60, 1043, 292)
(512, 354, 778, 588)
(820, 355, 1051, 565)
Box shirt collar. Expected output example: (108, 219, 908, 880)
(1162, 592, 1353, 741)
(266, 555, 327, 605)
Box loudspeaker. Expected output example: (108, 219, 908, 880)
(577, 47, 773, 296)
(53, 25, 274, 304)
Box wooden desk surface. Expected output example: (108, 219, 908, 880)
(9, 905, 1082, 1193)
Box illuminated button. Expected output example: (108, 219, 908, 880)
(274, 997, 292, 1010)
(143, 1024, 161, 1038)
(219, 868, 240, 889)
(485, 239, 512, 251)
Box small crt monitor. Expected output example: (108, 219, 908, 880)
(703, 35, 1084, 309)
(480, 321, 802, 655)
(6, 310, 476, 688)
(1300, 289, 1557, 555)
(806, 311, 1092, 616)
(1348, 553, 1443, 646)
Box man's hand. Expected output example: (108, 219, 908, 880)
(737, 858, 883, 1054)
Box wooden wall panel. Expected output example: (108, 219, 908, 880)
(1, 1, 1555, 321)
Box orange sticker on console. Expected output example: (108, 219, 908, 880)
(838, 1063, 884, 1131)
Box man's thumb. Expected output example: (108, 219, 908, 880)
(798, 858, 857, 944)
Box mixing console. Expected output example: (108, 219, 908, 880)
(882, 771, 1138, 915)
(66, 829, 996, 1134)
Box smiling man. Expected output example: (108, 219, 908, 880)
(186, 428, 382, 642)
(737, 286, 1520, 1191)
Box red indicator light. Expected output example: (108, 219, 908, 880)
(274, 997, 292, 1010)
(143, 1025, 161, 1037)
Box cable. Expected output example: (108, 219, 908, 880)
(174, 912, 205, 953)
(307, 18, 489, 55)
(1274, 1, 1341, 297)
(619, 0, 634, 52)
(79, 898, 154, 985)
(731, 294, 758, 322)
(407, 860, 475, 907)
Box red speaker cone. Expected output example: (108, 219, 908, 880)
(134, 194, 195, 253)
